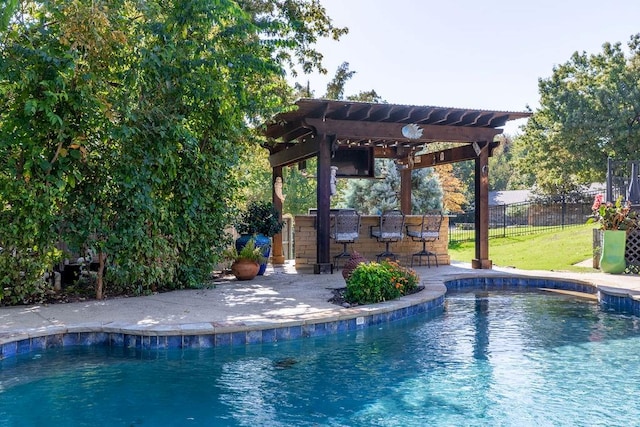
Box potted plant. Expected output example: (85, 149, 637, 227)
(588, 194, 638, 273)
(224, 238, 266, 281)
(235, 201, 284, 275)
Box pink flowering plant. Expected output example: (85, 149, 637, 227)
(588, 194, 638, 231)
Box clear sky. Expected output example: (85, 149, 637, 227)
(293, 0, 640, 134)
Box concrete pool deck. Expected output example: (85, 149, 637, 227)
(2, 261, 640, 351)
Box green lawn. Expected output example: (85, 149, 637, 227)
(448, 225, 597, 271)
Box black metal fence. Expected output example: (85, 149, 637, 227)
(449, 193, 599, 243)
(606, 158, 640, 203)
(602, 158, 640, 273)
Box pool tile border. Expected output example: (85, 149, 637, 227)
(443, 273, 640, 317)
(0, 285, 446, 360)
(597, 285, 640, 315)
(3, 274, 640, 360)
(443, 274, 598, 294)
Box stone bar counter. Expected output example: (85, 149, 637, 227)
(294, 215, 450, 272)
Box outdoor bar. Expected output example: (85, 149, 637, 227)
(293, 214, 450, 271)
(262, 99, 531, 273)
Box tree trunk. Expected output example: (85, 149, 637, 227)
(96, 250, 107, 300)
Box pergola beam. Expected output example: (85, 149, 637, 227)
(268, 138, 319, 168)
(411, 141, 500, 169)
(305, 118, 502, 144)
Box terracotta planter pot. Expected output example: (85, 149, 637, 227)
(236, 234, 271, 275)
(231, 260, 260, 281)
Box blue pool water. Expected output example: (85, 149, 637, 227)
(2, 290, 640, 426)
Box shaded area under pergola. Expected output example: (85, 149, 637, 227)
(261, 98, 531, 273)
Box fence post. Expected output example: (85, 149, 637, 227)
(502, 204, 506, 237)
(628, 162, 640, 204)
(561, 195, 566, 229)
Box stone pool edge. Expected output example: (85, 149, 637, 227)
(443, 273, 640, 316)
(0, 282, 447, 360)
(2, 273, 640, 360)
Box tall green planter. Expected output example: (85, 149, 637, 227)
(600, 230, 627, 274)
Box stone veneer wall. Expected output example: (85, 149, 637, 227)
(294, 215, 450, 270)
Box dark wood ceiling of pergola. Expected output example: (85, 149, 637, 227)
(263, 98, 531, 169)
(264, 99, 530, 143)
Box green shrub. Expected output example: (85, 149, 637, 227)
(345, 260, 419, 305)
(236, 201, 284, 237)
(223, 238, 266, 264)
(0, 252, 50, 305)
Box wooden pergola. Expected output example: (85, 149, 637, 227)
(262, 98, 531, 273)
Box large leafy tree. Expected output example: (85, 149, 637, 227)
(0, 0, 345, 303)
(434, 164, 466, 213)
(0, 0, 125, 302)
(237, 0, 347, 76)
(324, 62, 383, 103)
(489, 135, 533, 191)
(518, 34, 640, 194)
(0, 0, 18, 31)
(341, 159, 443, 215)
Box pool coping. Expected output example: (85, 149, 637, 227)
(0, 282, 447, 359)
(2, 271, 640, 360)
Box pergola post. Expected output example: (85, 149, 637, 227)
(472, 142, 492, 269)
(400, 167, 412, 214)
(271, 166, 285, 265)
(315, 133, 333, 274)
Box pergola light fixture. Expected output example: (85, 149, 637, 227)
(401, 123, 423, 139)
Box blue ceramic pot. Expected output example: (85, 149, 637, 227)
(235, 234, 271, 275)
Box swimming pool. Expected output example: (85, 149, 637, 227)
(2, 289, 640, 426)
